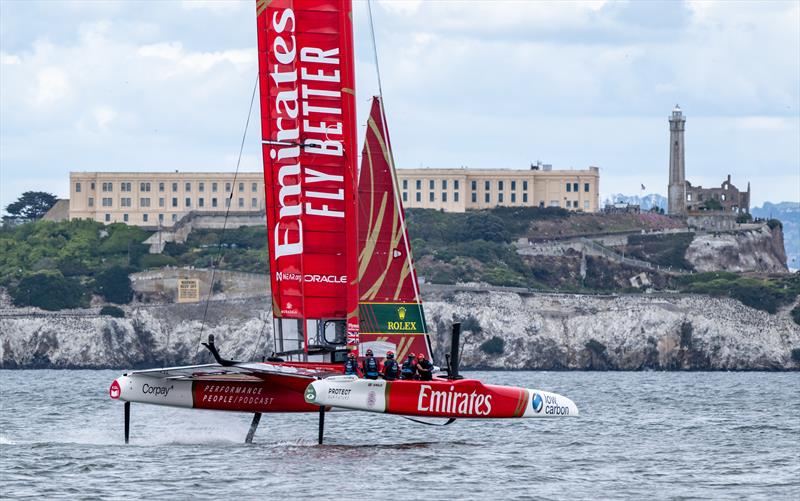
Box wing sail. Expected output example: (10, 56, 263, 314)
(357, 97, 433, 361)
(256, 0, 360, 323)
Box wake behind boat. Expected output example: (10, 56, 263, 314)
(109, 0, 578, 444)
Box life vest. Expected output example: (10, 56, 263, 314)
(382, 359, 399, 380)
(344, 358, 359, 375)
(417, 359, 433, 381)
(401, 357, 417, 380)
(363, 356, 379, 379)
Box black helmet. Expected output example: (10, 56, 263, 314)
(366, 349, 374, 356)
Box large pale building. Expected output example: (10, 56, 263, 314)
(69, 172, 266, 227)
(395, 166, 600, 213)
(68, 165, 600, 227)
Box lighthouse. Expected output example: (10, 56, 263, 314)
(667, 105, 686, 215)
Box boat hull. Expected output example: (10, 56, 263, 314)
(304, 376, 579, 418)
(110, 374, 321, 413)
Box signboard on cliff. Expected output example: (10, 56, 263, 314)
(177, 279, 200, 303)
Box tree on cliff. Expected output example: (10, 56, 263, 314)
(9, 272, 89, 310)
(3, 191, 57, 221)
(93, 266, 134, 304)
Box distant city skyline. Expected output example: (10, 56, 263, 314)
(1, 0, 798, 210)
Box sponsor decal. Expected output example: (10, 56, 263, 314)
(367, 390, 377, 408)
(326, 387, 352, 400)
(200, 383, 275, 406)
(417, 384, 492, 416)
(275, 272, 346, 284)
(141, 383, 173, 397)
(531, 392, 543, 413)
(387, 305, 417, 331)
(109, 380, 121, 399)
(304, 385, 317, 403)
(543, 394, 570, 416)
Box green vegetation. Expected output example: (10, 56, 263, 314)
(100, 305, 125, 318)
(736, 213, 753, 224)
(767, 218, 782, 230)
(675, 272, 800, 314)
(9, 272, 89, 310)
(479, 336, 505, 355)
(407, 208, 571, 288)
(163, 226, 268, 273)
(93, 266, 134, 304)
(701, 199, 723, 211)
(626, 233, 694, 270)
(791, 305, 800, 326)
(791, 348, 800, 364)
(3, 191, 57, 221)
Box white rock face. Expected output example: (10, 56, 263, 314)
(1, 293, 798, 370)
(686, 226, 787, 272)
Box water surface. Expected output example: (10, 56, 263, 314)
(1, 370, 798, 500)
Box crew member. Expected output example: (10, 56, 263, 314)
(400, 353, 417, 380)
(381, 350, 399, 381)
(362, 349, 380, 380)
(344, 351, 360, 376)
(416, 353, 433, 381)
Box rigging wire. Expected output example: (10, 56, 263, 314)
(194, 73, 259, 360)
(366, 0, 430, 353)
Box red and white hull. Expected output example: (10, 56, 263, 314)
(110, 373, 321, 413)
(303, 376, 579, 419)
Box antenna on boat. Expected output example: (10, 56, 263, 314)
(367, 0, 431, 356)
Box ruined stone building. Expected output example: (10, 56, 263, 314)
(667, 105, 750, 216)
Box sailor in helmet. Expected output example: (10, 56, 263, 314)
(401, 352, 417, 380)
(416, 353, 433, 381)
(362, 349, 380, 380)
(381, 350, 399, 381)
(343, 351, 360, 377)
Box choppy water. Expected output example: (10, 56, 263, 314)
(0, 370, 798, 500)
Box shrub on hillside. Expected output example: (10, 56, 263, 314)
(100, 305, 125, 318)
(93, 266, 134, 304)
(791, 306, 800, 326)
(138, 254, 177, 269)
(676, 273, 799, 314)
(9, 272, 89, 310)
(480, 336, 505, 355)
(626, 233, 694, 269)
(767, 218, 782, 230)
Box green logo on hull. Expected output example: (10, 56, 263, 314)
(304, 385, 317, 403)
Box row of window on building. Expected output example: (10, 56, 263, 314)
(76, 181, 261, 194)
(104, 213, 177, 224)
(90, 196, 260, 210)
(399, 179, 591, 193)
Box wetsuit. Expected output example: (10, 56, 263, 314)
(416, 359, 433, 381)
(362, 355, 380, 380)
(344, 358, 359, 376)
(382, 358, 399, 381)
(400, 356, 417, 380)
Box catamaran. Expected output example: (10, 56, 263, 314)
(109, 0, 578, 444)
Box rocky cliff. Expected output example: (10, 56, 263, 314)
(2, 290, 798, 370)
(685, 225, 787, 273)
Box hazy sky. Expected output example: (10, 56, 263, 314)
(1, 0, 798, 210)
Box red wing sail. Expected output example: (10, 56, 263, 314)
(256, 0, 359, 325)
(357, 98, 433, 361)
